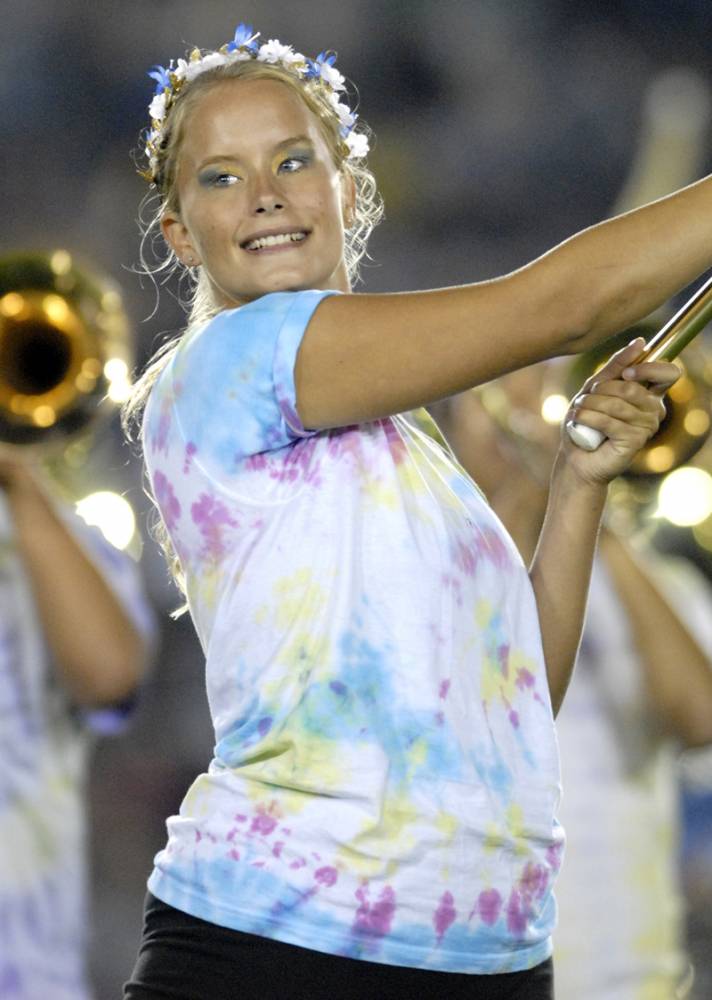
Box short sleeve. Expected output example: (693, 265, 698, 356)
(171, 290, 337, 473)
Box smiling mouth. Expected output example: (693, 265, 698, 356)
(242, 231, 309, 252)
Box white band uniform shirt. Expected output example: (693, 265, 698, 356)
(142, 289, 563, 974)
(0, 500, 155, 1000)
(554, 555, 712, 999)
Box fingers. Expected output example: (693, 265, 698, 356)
(569, 368, 673, 451)
(580, 338, 680, 398)
(568, 405, 658, 453)
(583, 337, 646, 386)
(621, 360, 681, 397)
(574, 377, 666, 415)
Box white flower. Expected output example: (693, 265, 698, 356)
(184, 51, 228, 82)
(148, 92, 167, 122)
(333, 99, 355, 130)
(345, 130, 369, 159)
(319, 61, 346, 91)
(288, 52, 308, 74)
(172, 58, 189, 81)
(257, 40, 296, 64)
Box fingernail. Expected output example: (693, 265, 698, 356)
(627, 336, 644, 347)
(622, 367, 636, 378)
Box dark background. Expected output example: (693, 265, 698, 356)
(4, 2, 712, 996)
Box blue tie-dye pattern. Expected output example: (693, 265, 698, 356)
(143, 290, 563, 974)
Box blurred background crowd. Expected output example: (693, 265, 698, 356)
(3, 1, 712, 997)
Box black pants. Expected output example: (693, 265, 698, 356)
(124, 892, 554, 1000)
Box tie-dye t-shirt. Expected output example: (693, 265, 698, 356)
(143, 289, 564, 974)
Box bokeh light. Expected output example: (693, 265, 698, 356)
(76, 490, 136, 550)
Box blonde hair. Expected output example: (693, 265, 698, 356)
(124, 60, 383, 596)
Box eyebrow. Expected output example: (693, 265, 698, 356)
(196, 135, 315, 170)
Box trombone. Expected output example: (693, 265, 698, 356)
(0, 250, 138, 552)
(0, 250, 132, 448)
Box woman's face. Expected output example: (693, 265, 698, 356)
(162, 77, 354, 307)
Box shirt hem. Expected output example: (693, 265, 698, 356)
(147, 870, 553, 975)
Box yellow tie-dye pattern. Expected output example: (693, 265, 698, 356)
(436, 810, 460, 881)
(476, 600, 539, 710)
(192, 563, 221, 614)
(238, 732, 350, 809)
(271, 568, 331, 627)
(483, 804, 529, 859)
(256, 568, 334, 699)
(181, 774, 216, 819)
(360, 478, 400, 511)
(338, 790, 420, 878)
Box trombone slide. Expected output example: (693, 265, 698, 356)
(567, 273, 712, 450)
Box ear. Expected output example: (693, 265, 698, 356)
(340, 171, 357, 229)
(161, 212, 201, 267)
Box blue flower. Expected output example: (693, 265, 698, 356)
(305, 51, 334, 79)
(304, 50, 345, 91)
(148, 64, 171, 95)
(226, 23, 259, 53)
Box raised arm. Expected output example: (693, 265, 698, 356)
(1, 456, 149, 708)
(296, 175, 712, 430)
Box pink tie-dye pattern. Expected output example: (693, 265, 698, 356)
(433, 891, 457, 942)
(314, 866, 339, 887)
(251, 812, 278, 837)
(151, 400, 171, 456)
(183, 441, 197, 474)
(520, 862, 548, 900)
(382, 418, 407, 464)
(480, 527, 512, 570)
(506, 863, 550, 937)
(244, 439, 321, 486)
(326, 426, 362, 462)
(441, 573, 464, 607)
(454, 527, 514, 578)
(191, 493, 238, 560)
(506, 889, 528, 936)
(272, 438, 321, 485)
(476, 888, 502, 926)
(516, 667, 536, 691)
(245, 453, 269, 472)
(353, 884, 397, 938)
(153, 471, 181, 532)
(453, 539, 478, 576)
(546, 842, 564, 872)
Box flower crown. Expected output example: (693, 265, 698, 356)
(143, 23, 369, 184)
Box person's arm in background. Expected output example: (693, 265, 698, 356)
(438, 394, 712, 741)
(599, 530, 712, 748)
(0, 454, 149, 708)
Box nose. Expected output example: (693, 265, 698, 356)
(251, 171, 285, 215)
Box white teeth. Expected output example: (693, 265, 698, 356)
(245, 232, 307, 251)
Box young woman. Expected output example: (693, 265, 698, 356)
(123, 23, 699, 999)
